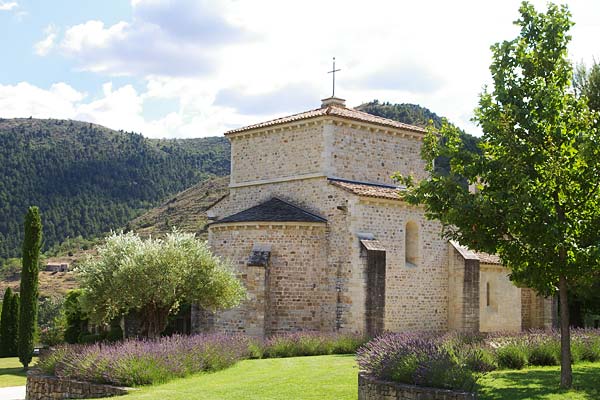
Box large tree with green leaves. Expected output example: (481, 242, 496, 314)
(396, 2, 600, 389)
(18, 206, 43, 369)
(76, 231, 245, 338)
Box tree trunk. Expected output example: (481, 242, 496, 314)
(559, 274, 573, 389)
(139, 303, 171, 339)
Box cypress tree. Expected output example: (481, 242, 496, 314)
(9, 293, 19, 357)
(0, 288, 13, 356)
(18, 206, 42, 369)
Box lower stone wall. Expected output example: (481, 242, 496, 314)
(26, 372, 130, 400)
(358, 374, 477, 400)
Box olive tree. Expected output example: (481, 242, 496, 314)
(76, 231, 245, 338)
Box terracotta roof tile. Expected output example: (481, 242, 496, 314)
(450, 241, 502, 265)
(328, 178, 405, 201)
(477, 252, 502, 265)
(225, 105, 426, 135)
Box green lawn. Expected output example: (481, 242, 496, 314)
(107, 355, 358, 400)
(97, 356, 600, 400)
(0, 357, 32, 388)
(478, 362, 600, 400)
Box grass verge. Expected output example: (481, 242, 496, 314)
(478, 362, 600, 400)
(98, 354, 358, 400)
(0, 357, 36, 388)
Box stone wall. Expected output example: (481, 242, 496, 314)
(227, 118, 427, 189)
(207, 178, 359, 332)
(521, 288, 556, 330)
(325, 122, 428, 186)
(448, 244, 480, 333)
(208, 223, 332, 336)
(228, 122, 324, 185)
(479, 263, 521, 332)
(351, 199, 449, 333)
(358, 374, 477, 400)
(26, 372, 130, 400)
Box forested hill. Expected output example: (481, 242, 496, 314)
(356, 100, 444, 128)
(0, 118, 230, 259)
(357, 100, 480, 157)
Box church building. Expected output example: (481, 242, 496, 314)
(192, 96, 555, 338)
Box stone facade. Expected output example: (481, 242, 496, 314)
(209, 223, 332, 336)
(26, 372, 130, 400)
(195, 97, 554, 338)
(358, 374, 477, 400)
(479, 263, 521, 332)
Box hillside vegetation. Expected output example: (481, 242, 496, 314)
(0, 118, 230, 259)
(127, 175, 229, 239)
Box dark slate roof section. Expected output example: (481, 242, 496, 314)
(212, 198, 327, 224)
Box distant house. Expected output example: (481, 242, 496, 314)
(44, 263, 69, 273)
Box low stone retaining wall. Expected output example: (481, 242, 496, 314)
(358, 374, 477, 400)
(26, 371, 131, 400)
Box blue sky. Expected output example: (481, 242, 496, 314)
(0, 0, 598, 138)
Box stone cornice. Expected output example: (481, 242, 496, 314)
(226, 116, 424, 141)
(229, 173, 326, 188)
(209, 221, 327, 230)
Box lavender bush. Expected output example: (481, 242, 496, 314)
(357, 333, 480, 391)
(37, 334, 252, 386)
(262, 331, 368, 358)
(36, 331, 366, 386)
(358, 329, 600, 391)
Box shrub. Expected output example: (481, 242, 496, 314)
(496, 343, 528, 369)
(528, 340, 559, 366)
(578, 334, 600, 362)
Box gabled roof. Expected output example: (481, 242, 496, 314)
(225, 103, 426, 136)
(328, 178, 405, 201)
(212, 197, 327, 225)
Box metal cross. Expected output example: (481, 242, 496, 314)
(327, 57, 341, 97)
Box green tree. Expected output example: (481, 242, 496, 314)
(76, 231, 245, 338)
(395, 2, 599, 389)
(18, 206, 43, 369)
(63, 290, 88, 344)
(9, 293, 19, 356)
(574, 60, 600, 111)
(0, 288, 14, 356)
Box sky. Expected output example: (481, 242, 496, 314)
(0, 0, 598, 138)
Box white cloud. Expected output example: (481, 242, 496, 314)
(14, 0, 600, 138)
(0, 82, 83, 119)
(0, 1, 17, 11)
(34, 25, 58, 56)
(52, 0, 250, 77)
